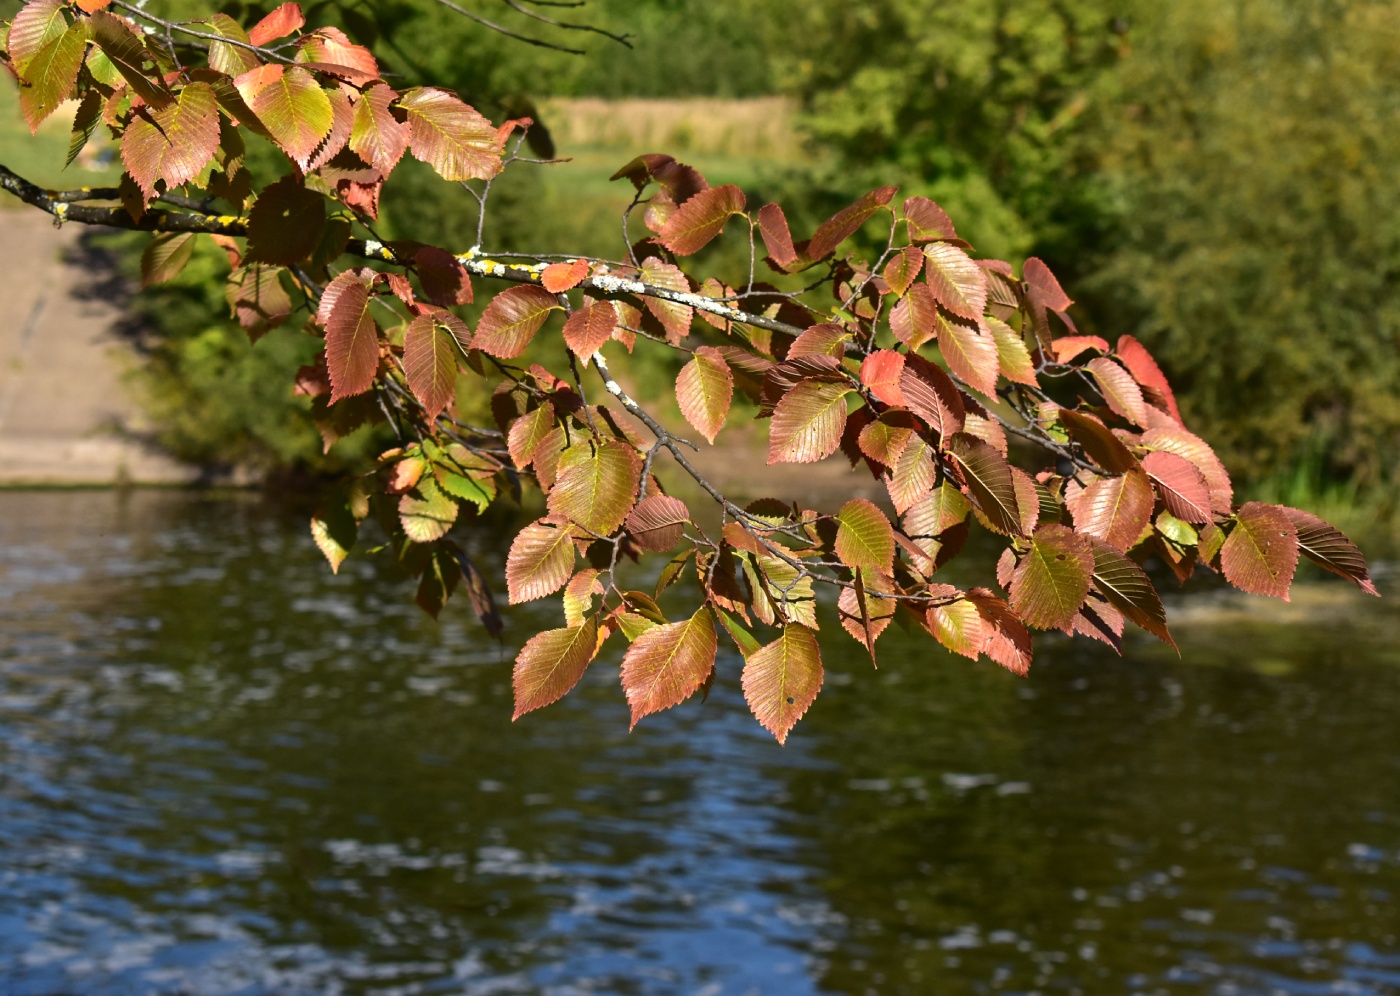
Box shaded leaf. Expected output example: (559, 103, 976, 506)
(621, 607, 718, 729)
(1283, 507, 1378, 596)
(835, 498, 895, 573)
(547, 440, 641, 536)
(474, 285, 560, 358)
(640, 258, 692, 341)
(88, 10, 170, 108)
(414, 246, 472, 306)
(767, 378, 850, 464)
(1090, 540, 1175, 648)
(923, 242, 987, 321)
(757, 202, 798, 266)
(65, 88, 103, 168)
(513, 619, 600, 720)
(245, 176, 326, 265)
(625, 495, 690, 552)
(742, 624, 823, 745)
(658, 183, 744, 255)
(140, 232, 195, 287)
(225, 262, 291, 336)
(1059, 408, 1140, 474)
(948, 432, 1023, 536)
(310, 495, 358, 573)
(899, 352, 964, 438)
(1022, 257, 1072, 311)
(1067, 467, 1154, 551)
(808, 186, 897, 260)
(400, 86, 504, 181)
(1143, 450, 1212, 524)
(398, 477, 458, 543)
(121, 81, 221, 199)
(1221, 502, 1299, 600)
(506, 519, 576, 603)
(322, 271, 379, 402)
(404, 311, 468, 419)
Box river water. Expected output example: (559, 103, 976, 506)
(0, 490, 1397, 995)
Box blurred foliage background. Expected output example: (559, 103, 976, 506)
(1, 0, 1396, 514)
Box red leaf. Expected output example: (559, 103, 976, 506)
(1086, 357, 1149, 426)
(937, 312, 999, 397)
(1089, 540, 1175, 649)
(857, 413, 913, 471)
(1143, 451, 1212, 524)
(542, 259, 589, 293)
(1023, 257, 1072, 312)
(640, 258, 692, 342)
(547, 440, 641, 536)
(808, 186, 898, 260)
(1067, 467, 1155, 551)
(1283, 507, 1379, 596)
(889, 283, 937, 349)
(899, 353, 965, 439)
(474, 285, 560, 358)
(676, 346, 733, 444)
(404, 311, 468, 420)
(248, 2, 304, 46)
(1116, 335, 1183, 424)
(767, 379, 850, 464)
(349, 82, 409, 173)
(506, 519, 576, 603)
(788, 323, 848, 358)
(400, 86, 504, 181)
(965, 588, 1033, 676)
(226, 263, 291, 337)
(1008, 524, 1095, 631)
(297, 25, 379, 78)
(838, 571, 896, 661)
(513, 619, 600, 720)
(860, 350, 906, 406)
(1051, 335, 1109, 363)
(621, 608, 718, 729)
(757, 202, 798, 266)
(923, 243, 987, 321)
(948, 433, 1023, 536)
(562, 301, 619, 358)
(625, 495, 691, 552)
(742, 624, 823, 745)
(322, 272, 379, 402)
(658, 184, 745, 255)
(882, 246, 924, 296)
(414, 246, 473, 306)
(121, 82, 221, 199)
(1221, 502, 1299, 601)
(1142, 426, 1234, 515)
(903, 196, 956, 242)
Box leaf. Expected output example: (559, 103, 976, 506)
(1283, 507, 1378, 596)
(857, 414, 913, 471)
(541, 258, 589, 293)
(65, 87, 103, 168)
(321, 276, 381, 404)
(859, 350, 906, 407)
(245, 176, 326, 266)
(1008, 524, 1094, 631)
(547, 440, 641, 536)
(89, 11, 170, 108)
(8, 0, 67, 78)
(883, 245, 924, 296)
(248, 2, 305, 46)
(986, 316, 1037, 386)
(1142, 426, 1234, 515)
(835, 498, 895, 573)
(966, 588, 1034, 676)
(1142, 451, 1212, 524)
(742, 624, 823, 744)
(928, 598, 984, 660)
(767, 379, 850, 464)
(903, 196, 956, 242)
(1089, 540, 1175, 648)
(886, 432, 936, 514)
(937, 312, 999, 396)
(948, 433, 1023, 536)
(140, 233, 195, 287)
(1022, 257, 1072, 312)
(225, 263, 291, 336)
(297, 25, 378, 78)
(562, 300, 618, 359)
(205, 13, 260, 76)
(1058, 409, 1140, 475)
(310, 495, 358, 573)
(1050, 335, 1109, 363)
(903, 482, 972, 558)
(349, 82, 409, 173)
(621, 607, 718, 729)
(398, 478, 458, 543)
(1066, 467, 1154, 551)
(400, 86, 504, 181)
(250, 65, 333, 169)
(808, 186, 897, 260)
(1086, 357, 1149, 426)
(1116, 335, 1182, 424)
(899, 353, 965, 438)
(507, 402, 555, 469)
(625, 495, 690, 552)
(415, 247, 473, 306)
(404, 312, 468, 420)
(923, 243, 987, 321)
(474, 285, 560, 358)
(513, 619, 600, 720)
(506, 520, 577, 603)
(639, 258, 692, 342)
(675, 346, 733, 444)
(657, 183, 745, 255)
(17, 17, 86, 133)
(837, 571, 895, 660)
(888, 282, 937, 349)
(1221, 502, 1299, 601)
(757, 202, 798, 266)
(121, 82, 221, 199)
(788, 323, 848, 359)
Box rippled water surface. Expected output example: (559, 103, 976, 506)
(2, 490, 1399, 995)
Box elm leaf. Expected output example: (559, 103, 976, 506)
(621, 607, 718, 729)
(767, 379, 850, 464)
(1089, 540, 1175, 648)
(1008, 524, 1094, 631)
(121, 82, 221, 199)
(512, 619, 600, 720)
(658, 183, 745, 255)
(546, 440, 641, 536)
(474, 285, 560, 358)
(140, 233, 196, 287)
(1143, 450, 1213, 524)
(400, 86, 504, 181)
(835, 498, 895, 573)
(562, 300, 618, 359)
(349, 82, 410, 173)
(624, 495, 690, 552)
(1221, 502, 1299, 601)
(675, 346, 733, 444)
(404, 312, 468, 420)
(398, 477, 458, 543)
(742, 624, 823, 745)
(322, 271, 379, 402)
(1067, 467, 1155, 551)
(937, 311, 999, 397)
(17, 17, 87, 133)
(250, 65, 333, 169)
(1283, 507, 1378, 596)
(923, 242, 987, 321)
(1086, 357, 1149, 427)
(505, 520, 576, 603)
(948, 432, 1023, 536)
(808, 186, 897, 260)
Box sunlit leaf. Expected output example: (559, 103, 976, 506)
(398, 477, 458, 543)
(742, 624, 823, 745)
(640, 258, 692, 342)
(673, 346, 732, 444)
(903, 196, 956, 242)
(349, 82, 409, 173)
(122, 82, 221, 199)
(1142, 426, 1234, 515)
(858, 413, 913, 471)
(310, 494, 358, 573)
(767, 378, 850, 464)
(321, 271, 379, 402)
(507, 402, 555, 470)
(513, 619, 600, 720)
(928, 598, 984, 660)
(899, 353, 964, 438)
(562, 300, 618, 359)
(248, 2, 305, 46)
(888, 282, 937, 349)
(886, 431, 936, 514)
(808, 186, 897, 260)
(1007, 525, 1094, 632)
(1086, 357, 1149, 426)
(1142, 450, 1212, 524)
(205, 13, 260, 77)
(400, 86, 504, 181)
(859, 350, 905, 407)
(657, 183, 745, 255)
(1116, 335, 1182, 424)
(835, 498, 895, 573)
(1066, 467, 1154, 551)
(547, 440, 641, 536)
(404, 311, 468, 419)
(923, 242, 987, 321)
(474, 285, 560, 358)
(966, 588, 1034, 676)
(1220, 502, 1299, 601)
(757, 202, 798, 266)
(17, 17, 86, 133)
(837, 571, 896, 660)
(506, 519, 576, 603)
(1283, 507, 1378, 596)
(1022, 257, 1072, 311)
(937, 312, 998, 396)
(883, 245, 924, 296)
(986, 316, 1037, 387)
(250, 65, 333, 169)
(8, 0, 68, 79)
(541, 258, 589, 293)
(297, 25, 378, 78)
(621, 607, 717, 729)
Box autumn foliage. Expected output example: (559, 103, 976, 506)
(0, 0, 1378, 744)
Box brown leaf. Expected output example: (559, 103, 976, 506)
(625, 495, 691, 552)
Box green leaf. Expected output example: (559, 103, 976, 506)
(512, 619, 601, 720)
(1089, 540, 1175, 648)
(250, 64, 333, 169)
(204, 13, 260, 76)
(1067, 467, 1155, 551)
(808, 185, 897, 259)
(675, 346, 733, 444)
(927, 598, 984, 660)
(1221, 502, 1299, 601)
(620, 607, 718, 729)
(140, 232, 196, 288)
(1008, 523, 1095, 630)
(310, 494, 359, 573)
(398, 477, 458, 543)
(546, 440, 641, 536)
(400, 86, 504, 181)
(742, 624, 824, 745)
(506, 402, 556, 470)
(18, 17, 86, 133)
(320, 271, 379, 402)
(505, 520, 577, 604)
(986, 316, 1037, 387)
(834, 498, 895, 572)
(121, 81, 221, 199)
(948, 432, 1023, 536)
(415, 547, 461, 620)
(657, 183, 745, 255)
(474, 285, 560, 358)
(1283, 507, 1378, 596)
(8, 0, 68, 79)
(404, 311, 467, 420)
(767, 379, 850, 464)
(349, 82, 410, 173)
(245, 176, 326, 266)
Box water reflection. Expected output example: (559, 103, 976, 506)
(0, 491, 1396, 994)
